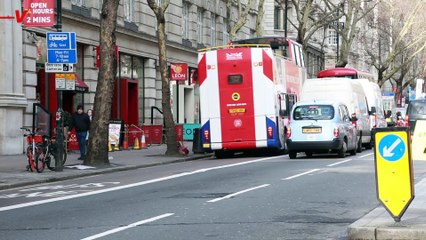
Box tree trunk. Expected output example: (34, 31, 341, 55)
(255, 0, 265, 37)
(395, 80, 403, 107)
(146, 0, 179, 156)
(158, 18, 179, 156)
(85, 0, 119, 166)
(228, 0, 253, 40)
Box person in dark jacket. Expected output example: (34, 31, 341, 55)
(69, 105, 91, 160)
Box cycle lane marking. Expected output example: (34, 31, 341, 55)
(282, 154, 371, 180)
(282, 169, 321, 180)
(207, 184, 270, 203)
(327, 159, 353, 167)
(357, 153, 374, 158)
(80, 213, 174, 240)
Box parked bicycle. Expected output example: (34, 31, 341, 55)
(22, 127, 47, 173)
(21, 128, 68, 173)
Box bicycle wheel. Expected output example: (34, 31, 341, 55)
(46, 142, 67, 171)
(27, 147, 35, 172)
(45, 154, 53, 171)
(35, 147, 45, 173)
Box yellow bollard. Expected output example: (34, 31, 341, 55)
(133, 137, 140, 150)
(114, 142, 120, 151)
(108, 140, 113, 152)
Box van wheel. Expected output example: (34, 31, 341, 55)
(289, 151, 297, 159)
(338, 142, 347, 158)
(365, 139, 373, 150)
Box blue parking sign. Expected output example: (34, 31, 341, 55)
(46, 32, 77, 64)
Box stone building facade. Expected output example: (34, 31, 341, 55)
(0, 0, 261, 155)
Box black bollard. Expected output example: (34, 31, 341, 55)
(192, 128, 204, 154)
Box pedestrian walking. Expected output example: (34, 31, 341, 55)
(69, 105, 91, 160)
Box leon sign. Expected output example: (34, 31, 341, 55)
(170, 63, 188, 81)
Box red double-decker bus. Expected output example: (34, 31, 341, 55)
(317, 67, 374, 81)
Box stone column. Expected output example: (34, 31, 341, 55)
(0, 1, 28, 155)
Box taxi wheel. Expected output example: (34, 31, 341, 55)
(357, 133, 363, 153)
(350, 147, 357, 156)
(338, 142, 347, 158)
(289, 151, 297, 159)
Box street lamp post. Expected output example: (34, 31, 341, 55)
(54, 0, 64, 172)
(284, 0, 288, 38)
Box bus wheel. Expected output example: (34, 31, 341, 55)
(215, 150, 231, 159)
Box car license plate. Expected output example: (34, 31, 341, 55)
(302, 128, 321, 134)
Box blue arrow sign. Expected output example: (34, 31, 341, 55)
(378, 134, 405, 162)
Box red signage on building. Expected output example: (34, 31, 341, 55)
(23, 0, 55, 27)
(170, 63, 188, 81)
(96, 45, 119, 68)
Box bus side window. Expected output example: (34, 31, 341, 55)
(279, 93, 288, 117)
(287, 94, 297, 112)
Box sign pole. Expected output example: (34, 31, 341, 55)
(55, 0, 64, 172)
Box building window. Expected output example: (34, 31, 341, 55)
(197, 10, 204, 44)
(274, 6, 282, 30)
(211, 14, 216, 46)
(328, 30, 337, 45)
(124, 0, 134, 22)
(71, 0, 85, 6)
(182, 3, 189, 39)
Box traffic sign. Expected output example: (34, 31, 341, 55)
(46, 32, 77, 64)
(374, 127, 414, 222)
(55, 73, 75, 91)
(45, 63, 74, 73)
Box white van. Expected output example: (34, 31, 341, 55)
(354, 79, 387, 133)
(300, 78, 371, 151)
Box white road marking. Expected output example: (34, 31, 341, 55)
(80, 213, 174, 240)
(0, 156, 283, 212)
(358, 153, 374, 158)
(282, 169, 321, 180)
(327, 159, 352, 167)
(207, 184, 270, 203)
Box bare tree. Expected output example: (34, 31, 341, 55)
(85, 0, 120, 166)
(146, 0, 179, 156)
(226, 0, 254, 40)
(335, 0, 378, 67)
(275, 0, 340, 50)
(364, 1, 426, 90)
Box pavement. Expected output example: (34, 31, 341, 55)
(0, 141, 213, 191)
(0, 142, 425, 240)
